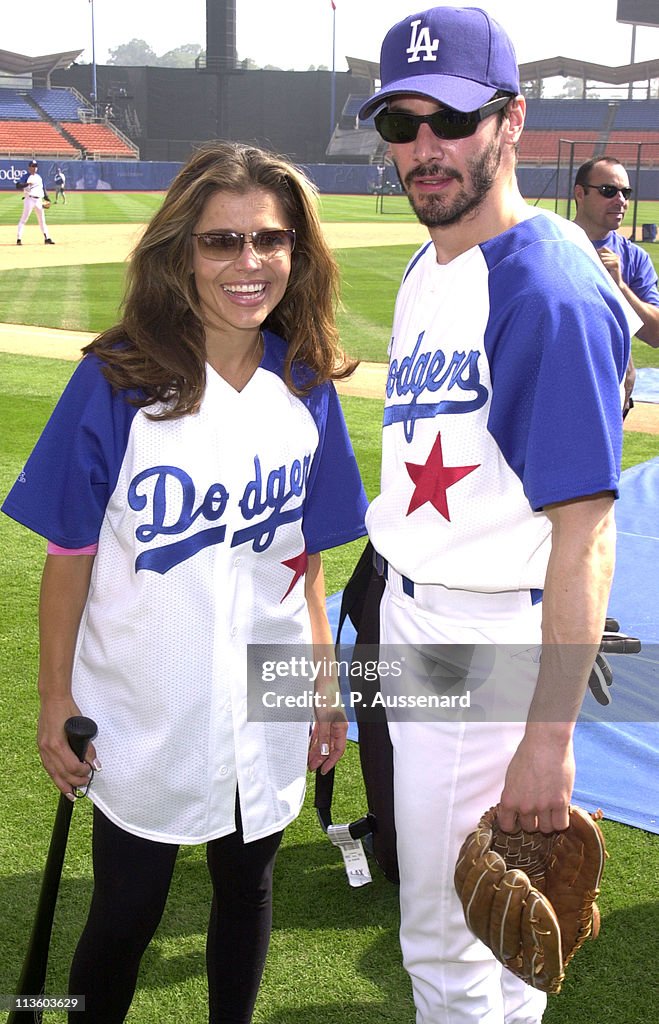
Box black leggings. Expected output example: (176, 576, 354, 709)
(69, 803, 283, 1023)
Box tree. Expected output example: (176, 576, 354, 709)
(108, 39, 158, 66)
(521, 79, 545, 99)
(560, 76, 600, 100)
(156, 44, 204, 68)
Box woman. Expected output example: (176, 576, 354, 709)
(2, 141, 367, 1022)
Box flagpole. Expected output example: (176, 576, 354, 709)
(330, 3, 336, 140)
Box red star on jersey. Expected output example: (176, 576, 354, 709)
(281, 549, 308, 602)
(405, 431, 479, 521)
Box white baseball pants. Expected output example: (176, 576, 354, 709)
(17, 196, 48, 239)
(380, 567, 547, 1024)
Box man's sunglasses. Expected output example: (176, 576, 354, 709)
(582, 183, 633, 200)
(192, 228, 296, 261)
(374, 95, 512, 144)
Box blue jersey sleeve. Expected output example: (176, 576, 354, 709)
(483, 224, 629, 511)
(300, 383, 368, 554)
(597, 234, 659, 308)
(624, 245, 659, 307)
(2, 355, 139, 547)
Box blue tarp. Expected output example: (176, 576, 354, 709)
(633, 367, 659, 405)
(327, 458, 659, 834)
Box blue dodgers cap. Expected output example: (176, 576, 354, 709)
(359, 6, 520, 120)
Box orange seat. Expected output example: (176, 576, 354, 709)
(0, 120, 79, 156)
(60, 122, 136, 157)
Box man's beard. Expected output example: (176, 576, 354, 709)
(400, 137, 503, 228)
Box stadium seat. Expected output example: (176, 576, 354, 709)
(30, 87, 91, 122)
(524, 99, 611, 131)
(59, 121, 138, 158)
(0, 90, 41, 121)
(610, 101, 659, 131)
(0, 120, 80, 157)
(605, 131, 659, 166)
(518, 130, 598, 164)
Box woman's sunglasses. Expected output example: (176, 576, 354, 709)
(582, 184, 633, 200)
(192, 228, 296, 261)
(374, 95, 512, 144)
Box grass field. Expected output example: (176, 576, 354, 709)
(2, 190, 659, 227)
(0, 192, 657, 1023)
(1, 191, 659, 370)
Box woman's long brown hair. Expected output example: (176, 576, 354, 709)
(85, 141, 357, 418)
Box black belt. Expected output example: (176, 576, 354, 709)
(372, 550, 416, 597)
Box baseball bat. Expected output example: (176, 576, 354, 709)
(6, 716, 97, 1024)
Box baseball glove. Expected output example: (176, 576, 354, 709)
(42, 199, 51, 208)
(454, 805, 607, 994)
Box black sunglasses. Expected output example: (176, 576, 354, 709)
(191, 228, 296, 261)
(374, 95, 512, 144)
(582, 183, 632, 200)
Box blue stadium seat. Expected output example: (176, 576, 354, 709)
(525, 99, 612, 131)
(30, 88, 89, 122)
(0, 90, 41, 120)
(342, 94, 375, 127)
(611, 101, 659, 130)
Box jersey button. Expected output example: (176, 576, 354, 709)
(219, 765, 229, 777)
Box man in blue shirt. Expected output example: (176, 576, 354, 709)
(574, 155, 659, 415)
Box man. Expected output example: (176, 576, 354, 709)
(573, 155, 659, 415)
(358, 7, 638, 1023)
(54, 166, 67, 204)
(16, 161, 55, 245)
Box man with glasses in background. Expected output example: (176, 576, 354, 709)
(359, 7, 640, 1022)
(574, 156, 659, 416)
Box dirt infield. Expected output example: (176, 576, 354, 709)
(0, 219, 657, 433)
(0, 220, 428, 272)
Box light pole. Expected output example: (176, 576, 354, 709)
(89, 0, 98, 117)
(330, 1, 336, 140)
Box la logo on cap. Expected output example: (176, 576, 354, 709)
(406, 18, 439, 63)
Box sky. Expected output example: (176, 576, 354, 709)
(3, 1, 658, 77)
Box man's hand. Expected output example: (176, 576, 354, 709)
(498, 723, 575, 833)
(597, 246, 623, 287)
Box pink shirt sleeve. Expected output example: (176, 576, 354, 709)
(47, 541, 98, 556)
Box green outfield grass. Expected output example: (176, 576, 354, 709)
(3, 188, 659, 230)
(0, 190, 164, 225)
(1, 191, 658, 369)
(0, 245, 657, 369)
(0, 189, 657, 1024)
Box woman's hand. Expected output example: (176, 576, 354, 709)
(307, 715, 349, 774)
(307, 676, 348, 774)
(304, 552, 349, 773)
(38, 699, 98, 799)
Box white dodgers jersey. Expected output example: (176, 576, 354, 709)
(3, 332, 367, 843)
(367, 212, 632, 592)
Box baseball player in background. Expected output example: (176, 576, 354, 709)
(3, 141, 367, 1023)
(359, 7, 640, 1023)
(16, 160, 55, 245)
(573, 155, 659, 416)
(54, 165, 67, 204)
